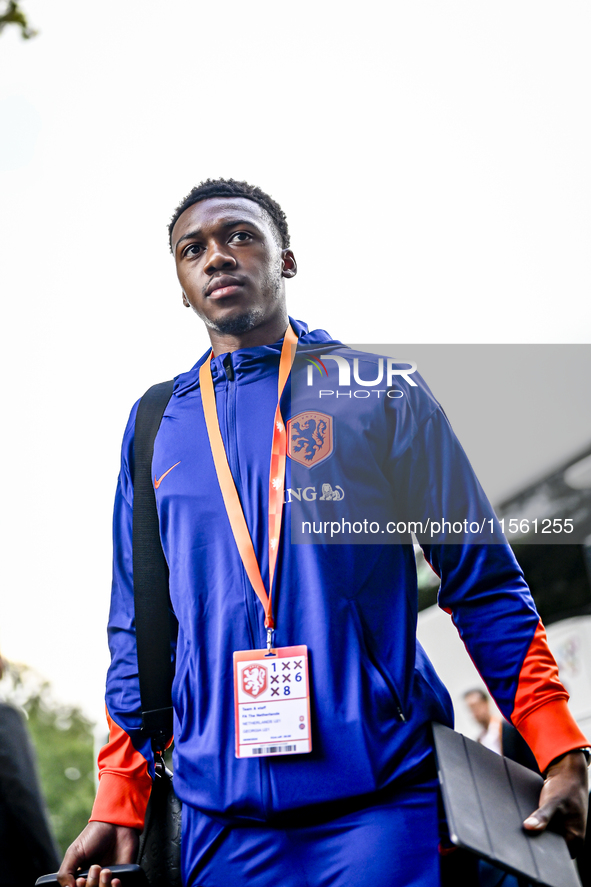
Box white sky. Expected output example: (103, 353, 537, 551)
(1, 1, 590, 726)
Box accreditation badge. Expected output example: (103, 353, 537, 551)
(233, 646, 312, 758)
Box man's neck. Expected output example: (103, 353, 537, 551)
(208, 312, 290, 356)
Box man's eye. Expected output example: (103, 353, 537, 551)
(183, 244, 202, 257)
(230, 232, 251, 243)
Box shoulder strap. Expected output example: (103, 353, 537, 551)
(132, 380, 175, 751)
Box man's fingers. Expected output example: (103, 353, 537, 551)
(524, 751, 588, 836)
(522, 750, 589, 858)
(73, 867, 120, 887)
(58, 843, 87, 887)
(523, 805, 584, 858)
(523, 802, 555, 832)
(84, 864, 103, 887)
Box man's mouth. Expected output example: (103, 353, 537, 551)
(206, 276, 244, 298)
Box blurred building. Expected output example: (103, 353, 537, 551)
(417, 442, 591, 740)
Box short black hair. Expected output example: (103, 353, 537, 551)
(168, 178, 290, 252)
(464, 688, 489, 701)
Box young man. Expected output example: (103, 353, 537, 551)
(58, 179, 589, 887)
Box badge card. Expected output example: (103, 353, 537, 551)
(233, 645, 312, 758)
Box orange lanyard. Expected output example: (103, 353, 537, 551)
(199, 324, 298, 648)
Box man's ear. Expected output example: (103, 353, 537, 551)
(281, 249, 297, 279)
(182, 291, 191, 307)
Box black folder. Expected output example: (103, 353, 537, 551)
(432, 722, 582, 887)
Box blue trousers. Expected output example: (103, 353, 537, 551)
(182, 778, 441, 887)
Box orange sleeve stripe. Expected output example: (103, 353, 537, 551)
(512, 621, 566, 722)
(513, 697, 589, 774)
(89, 711, 152, 830)
(512, 621, 589, 772)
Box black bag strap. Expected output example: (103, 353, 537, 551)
(132, 380, 175, 752)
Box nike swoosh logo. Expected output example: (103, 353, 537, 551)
(154, 461, 181, 489)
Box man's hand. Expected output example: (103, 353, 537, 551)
(57, 821, 139, 887)
(523, 750, 589, 857)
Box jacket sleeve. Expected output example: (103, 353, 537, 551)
(90, 400, 163, 829)
(394, 405, 589, 773)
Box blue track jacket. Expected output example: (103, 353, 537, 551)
(91, 319, 587, 829)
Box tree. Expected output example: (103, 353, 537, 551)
(0, 661, 96, 855)
(0, 0, 37, 39)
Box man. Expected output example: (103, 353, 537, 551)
(465, 687, 541, 773)
(58, 179, 589, 887)
(464, 688, 503, 755)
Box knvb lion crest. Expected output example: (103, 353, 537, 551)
(287, 411, 334, 468)
(241, 664, 268, 698)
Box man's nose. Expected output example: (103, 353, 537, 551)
(204, 241, 236, 273)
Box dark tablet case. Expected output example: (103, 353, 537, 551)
(432, 722, 582, 887)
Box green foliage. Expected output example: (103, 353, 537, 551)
(1, 662, 96, 855)
(0, 0, 37, 39)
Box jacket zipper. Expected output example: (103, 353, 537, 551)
(222, 353, 260, 650)
(222, 352, 270, 815)
(350, 601, 407, 723)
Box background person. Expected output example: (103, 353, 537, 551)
(464, 687, 503, 755)
(0, 655, 61, 887)
(464, 687, 541, 773)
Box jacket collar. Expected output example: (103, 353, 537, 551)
(173, 318, 342, 397)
